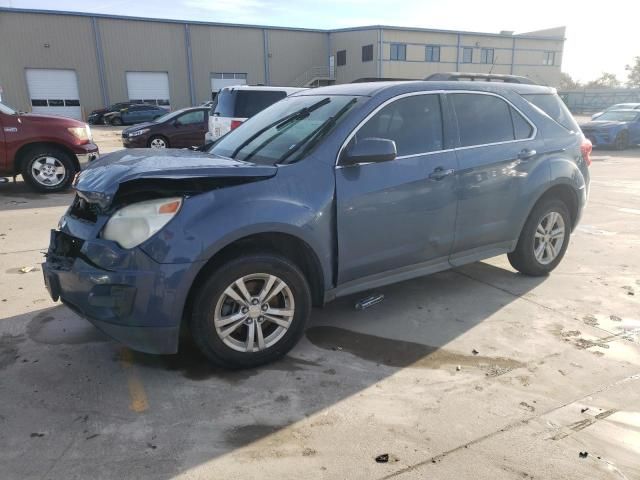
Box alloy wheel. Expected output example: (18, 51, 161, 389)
(533, 211, 565, 265)
(30, 156, 66, 187)
(150, 138, 167, 149)
(213, 273, 295, 353)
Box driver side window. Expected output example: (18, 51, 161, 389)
(354, 94, 444, 156)
(177, 110, 205, 125)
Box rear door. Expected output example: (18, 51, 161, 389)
(448, 92, 544, 264)
(171, 110, 208, 147)
(335, 92, 459, 284)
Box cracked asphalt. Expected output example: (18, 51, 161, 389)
(1, 129, 639, 479)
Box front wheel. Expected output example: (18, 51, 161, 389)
(148, 136, 168, 149)
(614, 131, 628, 151)
(110, 117, 123, 126)
(189, 254, 311, 369)
(21, 147, 76, 193)
(508, 198, 571, 276)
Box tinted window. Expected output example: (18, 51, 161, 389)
(31, 99, 48, 107)
(355, 94, 444, 156)
(480, 48, 494, 64)
(177, 110, 205, 125)
(390, 44, 406, 61)
(215, 90, 288, 118)
(522, 93, 579, 132)
(337, 50, 347, 66)
(426, 45, 440, 62)
(511, 108, 533, 139)
(462, 47, 473, 63)
(362, 44, 373, 62)
(452, 93, 515, 146)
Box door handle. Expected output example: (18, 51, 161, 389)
(429, 166, 455, 181)
(517, 148, 537, 160)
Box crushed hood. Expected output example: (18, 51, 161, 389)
(75, 148, 277, 208)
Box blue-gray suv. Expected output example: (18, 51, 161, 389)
(43, 80, 591, 368)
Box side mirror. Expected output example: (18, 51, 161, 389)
(341, 138, 397, 166)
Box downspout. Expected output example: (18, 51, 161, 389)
(378, 28, 384, 78)
(510, 37, 516, 75)
(184, 24, 196, 106)
(91, 17, 109, 107)
(263, 29, 271, 85)
(455, 33, 461, 72)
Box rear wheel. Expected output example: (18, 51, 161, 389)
(508, 198, 571, 276)
(110, 116, 123, 126)
(149, 136, 168, 149)
(21, 147, 76, 193)
(614, 130, 628, 150)
(189, 254, 311, 369)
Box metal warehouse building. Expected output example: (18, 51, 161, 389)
(0, 8, 566, 120)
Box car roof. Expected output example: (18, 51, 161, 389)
(294, 80, 556, 98)
(605, 109, 640, 113)
(220, 85, 307, 94)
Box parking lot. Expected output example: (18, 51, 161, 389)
(1, 128, 639, 479)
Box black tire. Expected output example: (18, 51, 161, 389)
(507, 198, 571, 276)
(614, 130, 628, 151)
(189, 254, 311, 369)
(110, 116, 123, 126)
(20, 146, 76, 193)
(148, 135, 169, 149)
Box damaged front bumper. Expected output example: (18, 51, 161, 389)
(42, 218, 200, 354)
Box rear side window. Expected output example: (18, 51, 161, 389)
(355, 94, 444, 156)
(451, 93, 533, 147)
(215, 90, 287, 118)
(522, 93, 578, 132)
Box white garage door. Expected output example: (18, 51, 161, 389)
(126, 72, 170, 109)
(26, 69, 82, 120)
(211, 73, 247, 98)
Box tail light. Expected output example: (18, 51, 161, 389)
(230, 119, 243, 131)
(581, 138, 592, 167)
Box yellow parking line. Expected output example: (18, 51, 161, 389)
(119, 347, 149, 413)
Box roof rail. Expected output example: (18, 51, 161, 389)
(350, 77, 415, 83)
(424, 72, 538, 85)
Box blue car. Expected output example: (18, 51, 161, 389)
(43, 79, 591, 368)
(580, 109, 640, 150)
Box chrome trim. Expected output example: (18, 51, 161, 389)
(335, 89, 538, 167)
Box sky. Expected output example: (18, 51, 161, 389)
(1, 0, 637, 83)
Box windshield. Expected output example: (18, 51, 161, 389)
(210, 95, 362, 165)
(596, 111, 639, 122)
(153, 109, 183, 123)
(0, 101, 17, 115)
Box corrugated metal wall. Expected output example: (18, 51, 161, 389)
(268, 30, 328, 86)
(0, 11, 103, 116)
(330, 30, 378, 84)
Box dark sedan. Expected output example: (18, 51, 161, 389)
(104, 104, 167, 126)
(121, 107, 209, 149)
(88, 102, 138, 125)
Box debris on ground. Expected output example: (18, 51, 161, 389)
(610, 315, 622, 322)
(581, 407, 589, 413)
(19, 266, 36, 273)
(472, 349, 479, 355)
(30, 432, 45, 438)
(456, 365, 461, 371)
(579, 451, 589, 458)
(355, 294, 385, 310)
(375, 453, 398, 463)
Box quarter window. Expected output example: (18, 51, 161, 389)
(355, 94, 444, 156)
(480, 48, 494, 64)
(462, 47, 473, 63)
(451, 93, 531, 147)
(362, 44, 373, 62)
(337, 50, 347, 66)
(425, 45, 440, 62)
(390, 43, 407, 61)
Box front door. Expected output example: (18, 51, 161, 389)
(171, 110, 207, 147)
(335, 93, 459, 285)
(447, 92, 545, 263)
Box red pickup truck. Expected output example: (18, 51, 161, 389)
(0, 101, 99, 192)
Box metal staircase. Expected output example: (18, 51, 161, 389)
(292, 66, 335, 87)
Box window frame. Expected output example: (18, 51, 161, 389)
(425, 45, 441, 63)
(362, 44, 374, 62)
(543, 51, 555, 66)
(448, 91, 537, 150)
(462, 47, 473, 64)
(337, 50, 347, 66)
(390, 43, 407, 61)
(480, 48, 494, 64)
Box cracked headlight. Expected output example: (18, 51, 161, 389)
(102, 197, 182, 249)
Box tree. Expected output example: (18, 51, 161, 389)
(585, 72, 621, 89)
(626, 56, 640, 88)
(559, 72, 581, 90)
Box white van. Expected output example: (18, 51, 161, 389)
(206, 85, 306, 143)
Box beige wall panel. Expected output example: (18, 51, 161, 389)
(331, 30, 378, 83)
(268, 30, 327, 86)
